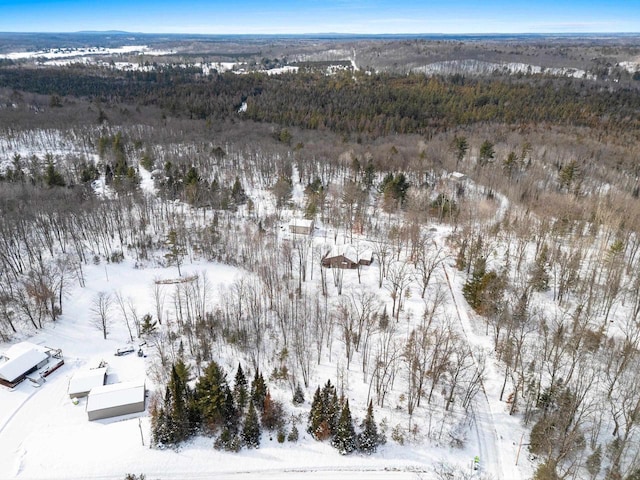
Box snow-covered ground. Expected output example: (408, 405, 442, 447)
(0, 229, 536, 480)
(0, 255, 492, 479)
(0, 46, 174, 61)
(0, 136, 536, 480)
(413, 59, 595, 80)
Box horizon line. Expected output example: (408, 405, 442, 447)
(1, 30, 640, 36)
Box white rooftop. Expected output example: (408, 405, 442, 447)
(289, 218, 314, 228)
(68, 367, 108, 397)
(4, 341, 45, 358)
(326, 244, 372, 263)
(0, 347, 48, 383)
(86, 380, 145, 412)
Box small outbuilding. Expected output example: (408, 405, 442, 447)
(449, 171, 467, 183)
(289, 218, 314, 235)
(86, 380, 146, 421)
(0, 342, 51, 388)
(68, 367, 108, 399)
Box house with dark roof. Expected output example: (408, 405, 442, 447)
(321, 245, 373, 269)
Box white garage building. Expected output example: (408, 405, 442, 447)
(86, 380, 146, 421)
(68, 367, 108, 398)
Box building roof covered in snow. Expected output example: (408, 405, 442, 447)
(289, 218, 314, 228)
(68, 367, 108, 398)
(289, 218, 314, 234)
(321, 244, 373, 268)
(0, 343, 49, 384)
(86, 380, 146, 420)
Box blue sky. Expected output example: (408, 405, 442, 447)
(0, 0, 639, 34)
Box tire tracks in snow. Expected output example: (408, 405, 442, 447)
(10, 465, 432, 480)
(442, 262, 513, 480)
(0, 388, 37, 436)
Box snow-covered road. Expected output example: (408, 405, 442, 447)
(443, 262, 523, 480)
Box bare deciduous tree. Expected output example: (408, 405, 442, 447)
(91, 291, 113, 340)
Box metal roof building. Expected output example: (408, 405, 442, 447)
(68, 367, 108, 398)
(86, 380, 146, 421)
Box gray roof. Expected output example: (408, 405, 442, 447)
(86, 380, 145, 413)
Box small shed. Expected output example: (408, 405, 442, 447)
(0, 343, 50, 388)
(68, 367, 108, 398)
(289, 218, 314, 235)
(86, 381, 146, 421)
(449, 172, 467, 183)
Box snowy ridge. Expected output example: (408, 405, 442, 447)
(0, 46, 174, 60)
(413, 59, 594, 79)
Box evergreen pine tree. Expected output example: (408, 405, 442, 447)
(529, 244, 551, 292)
(168, 362, 191, 442)
(151, 402, 172, 447)
(308, 386, 324, 438)
(332, 400, 357, 455)
(222, 385, 239, 433)
(287, 423, 299, 442)
(462, 257, 487, 311)
(234, 363, 248, 411)
(195, 361, 228, 433)
(308, 381, 340, 440)
(154, 386, 179, 446)
(321, 380, 340, 436)
(358, 400, 382, 454)
(242, 402, 261, 448)
(214, 426, 242, 452)
(231, 176, 247, 204)
(251, 370, 267, 412)
(140, 314, 157, 336)
(293, 383, 305, 404)
(44, 159, 66, 187)
(479, 140, 495, 167)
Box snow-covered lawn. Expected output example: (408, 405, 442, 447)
(0, 240, 535, 480)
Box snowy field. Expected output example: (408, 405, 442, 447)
(0, 259, 474, 479)
(0, 247, 534, 480)
(0, 46, 174, 60)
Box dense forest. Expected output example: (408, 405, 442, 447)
(2, 65, 640, 138)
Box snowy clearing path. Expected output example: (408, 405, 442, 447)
(0, 388, 37, 435)
(13, 467, 430, 480)
(443, 263, 522, 480)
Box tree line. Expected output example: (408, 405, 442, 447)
(2, 66, 640, 138)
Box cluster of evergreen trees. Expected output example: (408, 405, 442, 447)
(307, 380, 384, 455)
(158, 158, 247, 210)
(0, 152, 73, 188)
(151, 360, 293, 451)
